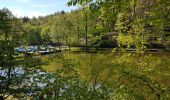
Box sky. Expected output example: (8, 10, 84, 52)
(0, 0, 77, 18)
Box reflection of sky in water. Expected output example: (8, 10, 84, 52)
(0, 67, 24, 77)
(0, 64, 112, 96)
(0, 67, 56, 88)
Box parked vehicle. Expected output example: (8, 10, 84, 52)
(15, 47, 26, 53)
(27, 47, 36, 52)
(38, 47, 47, 55)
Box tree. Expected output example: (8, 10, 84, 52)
(0, 8, 48, 99)
(66, 1, 170, 99)
(68, 0, 92, 46)
(24, 24, 42, 45)
(22, 16, 29, 23)
(0, 8, 27, 99)
(41, 27, 52, 45)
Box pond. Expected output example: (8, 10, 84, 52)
(41, 51, 170, 70)
(39, 51, 170, 99)
(1, 51, 170, 99)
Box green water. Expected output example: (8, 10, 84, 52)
(41, 51, 170, 81)
(40, 51, 170, 99)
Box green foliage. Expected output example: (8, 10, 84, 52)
(67, 0, 93, 6)
(24, 24, 42, 45)
(41, 27, 51, 45)
(1, 0, 170, 99)
(0, 8, 45, 99)
(0, 8, 25, 99)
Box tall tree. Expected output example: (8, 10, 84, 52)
(0, 8, 24, 99)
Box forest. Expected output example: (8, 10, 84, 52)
(0, 0, 170, 99)
(7, 0, 170, 49)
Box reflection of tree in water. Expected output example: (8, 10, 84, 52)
(47, 52, 170, 100)
(1, 51, 170, 99)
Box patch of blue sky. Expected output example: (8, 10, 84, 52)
(0, 0, 77, 18)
